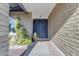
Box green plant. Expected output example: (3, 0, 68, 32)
(15, 17, 32, 45)
(15, 17, 21, 40)
(17, 38, 32, 45)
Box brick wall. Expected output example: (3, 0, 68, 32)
(0, 4, 9, 56)
(48, 3, 79, 56)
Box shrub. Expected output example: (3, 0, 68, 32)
(17, 38, 32, 45)
(15, 17, 32, 45)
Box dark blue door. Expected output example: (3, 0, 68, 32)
(33, 19, 48, 39)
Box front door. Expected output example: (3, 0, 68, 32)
(33, 19, 48, 40)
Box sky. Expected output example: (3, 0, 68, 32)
(9, 16, 16, 30)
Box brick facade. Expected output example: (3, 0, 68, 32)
(0, 4, 9, 56)
(48, 3, 79, 56)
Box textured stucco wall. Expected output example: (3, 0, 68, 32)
(10, 12, 33, 36)
(48, 3, 79, 56)
(0, 3, 9, 56)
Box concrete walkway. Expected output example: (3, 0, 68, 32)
(9, 41, 65, 56)
(29, 41, 65, 56)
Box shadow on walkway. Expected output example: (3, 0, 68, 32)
(20, 42, 37, 56)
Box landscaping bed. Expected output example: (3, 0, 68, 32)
(9, 45, 28, 56)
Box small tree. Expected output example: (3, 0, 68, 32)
(15, 17, 21, 40)
(15, 17, 32, 45)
